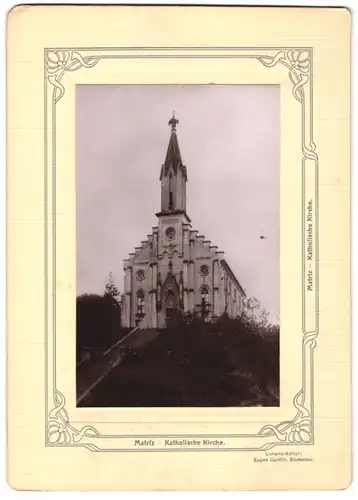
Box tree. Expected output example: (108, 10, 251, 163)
(76, 274, 124, 361)
(242, 297, 272, 328)
(243, 296, 261, 317)
(104, 272, 120, 306)
(76, 294, 109, 356)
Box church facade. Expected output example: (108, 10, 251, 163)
(121, 115, 245, 329)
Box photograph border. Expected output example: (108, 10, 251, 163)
(44, 47, 319, 452)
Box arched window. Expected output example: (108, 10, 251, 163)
(201, 285, 210, 304)
(137, 289, 145, 315)
(169, 172, 173, 209)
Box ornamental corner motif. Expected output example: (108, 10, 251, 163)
(257, 49, 311, 103)
(258, 388, 313, 445)
(46, 50, 102, 104)
(256, 49, 318, 163)
(47, 390, 100, 445)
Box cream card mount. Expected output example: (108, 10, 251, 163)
(7, 5, 351, 491)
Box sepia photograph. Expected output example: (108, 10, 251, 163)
(76, 84, 280, 408)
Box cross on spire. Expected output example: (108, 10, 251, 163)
(168, 111, 179, 131)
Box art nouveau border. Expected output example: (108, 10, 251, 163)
(44, 47, 319, 452)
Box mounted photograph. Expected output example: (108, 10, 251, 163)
(76, 84, 280, 408)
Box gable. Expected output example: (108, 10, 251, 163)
(193, 238, 216, 259)
(132, 244, 151, 264)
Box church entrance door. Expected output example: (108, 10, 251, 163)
(162, 272, 182, 328)
(165, 298, 177, 328)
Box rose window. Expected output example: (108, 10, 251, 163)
(136, 269, 145, 281)
(200, 264, 209, 276)
(165, 227, 176, 241)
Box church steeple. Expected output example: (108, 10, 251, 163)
(161, 112, 187, 181)
(158, 114, 188, 219)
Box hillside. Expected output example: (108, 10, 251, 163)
(87, 315, 279, 407)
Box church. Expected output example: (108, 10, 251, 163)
(121, 115, 246, 329)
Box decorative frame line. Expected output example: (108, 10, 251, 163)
(44, 47, 319, 452)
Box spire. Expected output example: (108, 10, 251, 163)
(162, 113, 186, 180)
(157, 113, 190, 221)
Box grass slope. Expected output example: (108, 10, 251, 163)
(88, 315, 279, 407)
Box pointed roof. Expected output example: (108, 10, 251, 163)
(160, 113, 187, 181)
(164, 128, 183, 166)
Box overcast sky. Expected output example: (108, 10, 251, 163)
(76, 85, 280, 323)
